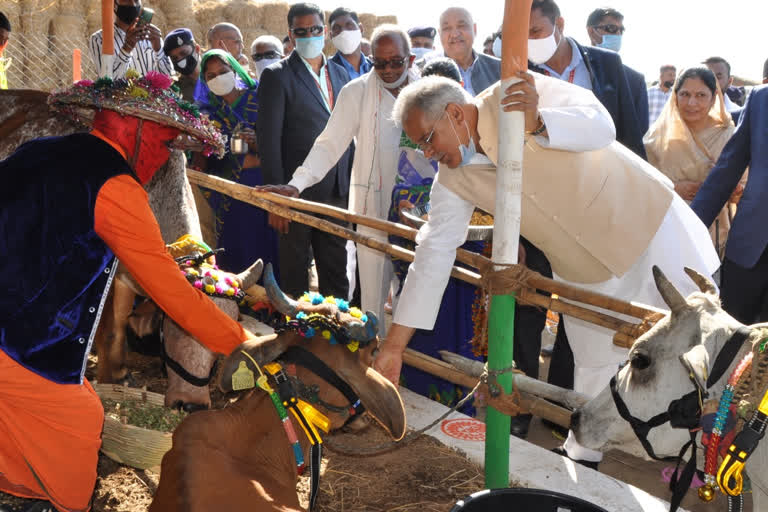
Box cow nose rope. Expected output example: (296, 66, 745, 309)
(323, 362, 518, 457)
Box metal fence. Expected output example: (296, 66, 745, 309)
(2, 32, 98, 91)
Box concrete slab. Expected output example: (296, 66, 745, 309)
(400, 387, 689, 512)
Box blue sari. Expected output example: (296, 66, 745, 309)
(197, 86, 280, 282)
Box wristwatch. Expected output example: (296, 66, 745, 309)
(526, 114, 546, 136)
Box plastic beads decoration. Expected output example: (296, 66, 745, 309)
(700, 351, 754, 502)
(48, 71, 226, 158)
(275, 292, 371, 353)
(169, 235, 246, 304)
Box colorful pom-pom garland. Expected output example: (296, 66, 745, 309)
(274, 292, 371, 352)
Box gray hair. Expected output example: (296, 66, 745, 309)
(250, 35, 283, 55)
(392, 76, 471, 128)
(370, 24, 411, 58)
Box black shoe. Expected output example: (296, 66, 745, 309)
(551, 446, 600, 471)
(509, 414, 532, 439)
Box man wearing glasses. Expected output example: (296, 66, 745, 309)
(328, 7, 372, 80)
(207, 22, 246, 65)
(257, 25, 416, 332)
(250, 34, 284, 79)
(526, 0, 648, 158)
(585, 7, 649, 136)
(256, 2, 353, 302)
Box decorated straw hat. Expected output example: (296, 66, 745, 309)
(48, 70, 226, 157)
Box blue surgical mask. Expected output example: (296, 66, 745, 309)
(448, 114, 477, 167)
(295, 36, 325, 59)
(597, 34, 622, 53)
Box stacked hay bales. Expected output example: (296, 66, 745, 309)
(2, 0, 396, 90)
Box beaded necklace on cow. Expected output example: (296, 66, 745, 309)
(609, 326, 753, 512)
(158, 235, 247, 388)
(696, 335, 768, 512)
(233, 350, 329, 510)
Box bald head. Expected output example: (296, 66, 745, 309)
(208, 22, 244, 59)
(439, 7, 473, 27)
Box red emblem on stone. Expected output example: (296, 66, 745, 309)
(441, 418, 486, 441)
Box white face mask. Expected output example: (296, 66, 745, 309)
(332, 28, 362, 55)
(492, 37, 502, 58)
(411, 47, 431, 60)
(528, 28, 559, 65)
(207, 71, 236, 96)
(254, 58, 280, 79)
(379, 62, 410, 89)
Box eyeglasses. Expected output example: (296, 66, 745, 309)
(252, 50, 283, 61)
(290, 25, 324, 37)
(372, 57, 407, 70)
(592, 24, 625, 35)
(416, 117, 443, 151)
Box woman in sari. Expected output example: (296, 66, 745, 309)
(194, 49, 279, 281)
(644, 67, 743, 258)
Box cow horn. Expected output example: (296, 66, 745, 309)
(652, 266, 687, 314)
(236, 259, 264, 293)
(263, 262, 298, 317)
(683, 267, 717, 295)
(347, 311, 379, 342)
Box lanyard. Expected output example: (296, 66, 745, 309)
(542, 68, 576, 84)
(309, 66, 334, 111)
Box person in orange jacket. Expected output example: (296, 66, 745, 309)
(0, 73, 259, 512)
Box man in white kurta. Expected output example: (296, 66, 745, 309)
(261, 27, 419, 331)
(376, 74, 720, 464)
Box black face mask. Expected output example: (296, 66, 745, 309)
(663, 80, 674, 88)
(115, 4, 140, 24)
(173, 52, 198, 76)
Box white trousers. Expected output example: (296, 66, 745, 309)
(356, 225, 397, 337)
(558, 197, 721, 461)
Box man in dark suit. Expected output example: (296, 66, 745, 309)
(691, 86, 768, 324)
(527, 0, 647, 159)
(256, 2, 352, 299)
(585, 7, 649, 136)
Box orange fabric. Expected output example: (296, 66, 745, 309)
(0, 349, 103, 512)
(94, 174, 252, 355)
(90, 128, 127, 160)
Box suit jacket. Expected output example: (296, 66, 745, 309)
(530, 38, 647, 159)
(470, 53, 501, 96)
(691, 86, 768, 268)
(624, 64, 649, 136)
(438, 80, 673, 284)
(256, 52, 353, 203)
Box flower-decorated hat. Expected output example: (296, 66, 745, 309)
(48, 70, 226, 157)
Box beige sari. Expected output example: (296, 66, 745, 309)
(644, 84, 740, 259)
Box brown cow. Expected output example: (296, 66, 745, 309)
(150, 264, 406, 511)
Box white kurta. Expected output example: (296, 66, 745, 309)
(289, 72, 410, 332)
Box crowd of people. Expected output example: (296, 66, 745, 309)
(1, 0, 768, 509)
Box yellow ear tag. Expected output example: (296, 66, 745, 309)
(231, 361, 255, 391)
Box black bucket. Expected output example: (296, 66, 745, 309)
(450, 488, 610, 512)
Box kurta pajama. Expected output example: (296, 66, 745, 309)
(289, 72, 417, 332)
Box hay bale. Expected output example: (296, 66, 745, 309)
(259, 1, 289, 37)
(159, 0, 201, 39)
(193, 0, 226, 48)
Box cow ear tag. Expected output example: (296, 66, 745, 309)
(232, 360, 255, 390)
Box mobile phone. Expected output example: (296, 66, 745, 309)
(137, 7, 153, 26)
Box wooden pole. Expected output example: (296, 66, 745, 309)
(438, 350, 590, 410)
(402, 349, 572, 428)
(72, 48, 81, 83)
(484, 0, 532, 488)
(100, 0, 114, 78)
(187, 169, 664, 322)
(186, 170, 657, 348)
